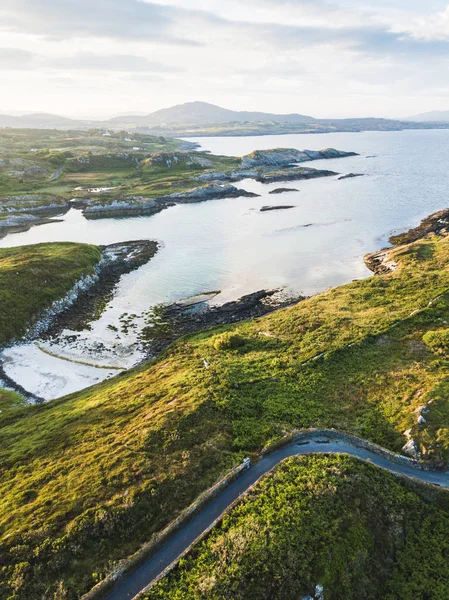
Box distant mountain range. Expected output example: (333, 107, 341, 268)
(108, 101, 315, 127)
(1, 101, 449, 135)
(406, 110, 449, 123)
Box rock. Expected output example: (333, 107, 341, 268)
(0, 213, 63, 238)
(83, 196, 168, 218)
(260, 205, 295, 212)
(364, 249, 398, 275)
(338, 173, 364, 180)
(402, 439, 420, 458)
(389, 208, 449, 246)
(403, 429, 413, 439)
(146, 151, 213, 169)
(163, 184, 259, 203)
(418, 415, 427, 425)
(269, 187, 299, 194)
(256, 167, 337, 184)
(240, 147, 357, 169)
(315, 584, 325, 600)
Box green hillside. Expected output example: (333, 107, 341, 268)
(3, 231, 449, 597)
(147, 455, 449, 600)
(0, 242, 101, 346)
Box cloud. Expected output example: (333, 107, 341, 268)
(0, 0, 205, 45)
(49, 53, 183, 73)
(0, 47, 35, 69)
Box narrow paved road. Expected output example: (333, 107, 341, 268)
(103, 433, 449, 600)
(49, 165, 63, 181)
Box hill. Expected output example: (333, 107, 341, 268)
(406, 110, 449, 122)
(0, 112, 84, 129)
(147, 455, 449, 600)
(4, 217, 449, 597)
(108, 101, 315, 126)
(4, 102, 449, 135)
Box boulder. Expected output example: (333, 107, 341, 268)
(402, 439, 420, 458)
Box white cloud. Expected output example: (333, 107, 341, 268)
(1, 1, 449, 117)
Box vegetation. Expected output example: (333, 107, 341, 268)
(423, 328, 449, 355)
(0, 388, 27, 419)
(146, 455, 449, 600)
(0, 242, 101, 345)
(5, 232, 449, 596)
(0, 128, 236, 213)
(213, 333, 246, 351)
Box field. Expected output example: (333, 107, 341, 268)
(3, 229, 449, 597)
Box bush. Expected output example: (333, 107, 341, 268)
(423, 329, 449, 354)
(213, 333, 246, 351)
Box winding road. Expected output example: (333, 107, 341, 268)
(103, 432, 449, 600)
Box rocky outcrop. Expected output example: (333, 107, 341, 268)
(141, 289, 299, 356)
(402, 439, 421, 459)
(82, 185, 259, 218)
(145, 151, 214, 169)
(0, 194, 68, 213)
(0, 213, 62, 238)
(260, 205, 295, 212)
(389, 208, 449, 246)
(83, 196, 169, 218)
(256, 167, 337, 184)
(163, 184, 259, 203)
(338, 173, 364, 180)
(241, 147, 357, 169)
(364, 249, 398, 275)
(37, 240, 159, 342)
(269, 187, 298, 194)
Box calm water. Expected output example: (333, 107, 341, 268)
(2, 129, 449, 398)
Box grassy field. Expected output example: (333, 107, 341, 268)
(146, 455, 449, 600)
(0, 242, 101, 346)
(3, 232, 449, 597)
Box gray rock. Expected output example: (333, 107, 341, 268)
(260, 205, 295, 212)
(163, 184, 259, 203)
(269, 187, 299, 194)
(402, 439, 420, 458)
(338, 173, 364, 180)
(241, 147, 357, 169)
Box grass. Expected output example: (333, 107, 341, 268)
(146, 455, 449, 600)
(0, 129, 194, 203)
(0, 389, 27, 419)
(0, 242, 102, 345)
(4, 233, 449, 597)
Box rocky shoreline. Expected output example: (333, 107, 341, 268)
(140, 289, 301, 356)
(0, 146, 357, 227)
(365, 208, 449, 275)
(39, 240, 159, 340)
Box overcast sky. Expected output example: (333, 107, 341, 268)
(2, 0, 449, 118)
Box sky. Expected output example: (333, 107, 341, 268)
(2, 0, 449, 119)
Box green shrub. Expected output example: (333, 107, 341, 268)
(213, 332, 246, 351)
(423, 329, 449, 354)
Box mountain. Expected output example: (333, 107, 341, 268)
(406, 110, 449, 122)
(0, 112, 82, 128)
(108, 101, 316, 126)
